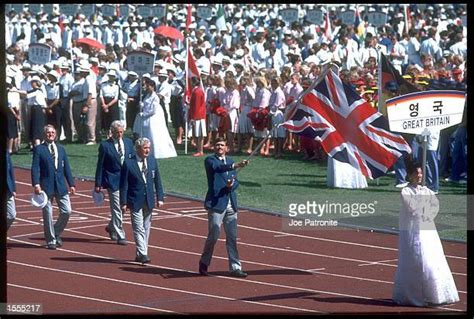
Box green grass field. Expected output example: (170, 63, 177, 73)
(12, 131, 467, 242)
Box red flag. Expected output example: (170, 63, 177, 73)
(186, 4, 192, 33)
(283, 68, 411, 179)
(185, 46, 201, 104)
(58, 15, 65, 34)
(323, 10, 332, 41)
(116, 5, 120, 17)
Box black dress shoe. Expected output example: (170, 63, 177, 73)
(117, 239, 128, 246)
(47, 244, 57, 250)
(198, 262, 208, 276)
(105, 226, 118, 241)
(229, 269, 248, 278)
(135, 255, 151, 264)
(55, 237, 63, 247)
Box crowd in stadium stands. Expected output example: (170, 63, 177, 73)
(5, 4, 467, 188)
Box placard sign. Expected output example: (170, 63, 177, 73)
(127, 51, 156, 77)
(306, 8, 323, 25)
(137, 5, 152, 18)
(28, 43, 52, 65)
(60, 4, 79, 16)
(197, 5, 212, 19)
(119, 5, 130, 18)
(152, 5, 166, 19)
(42, 4, 54, 15)
(386, 90, 465, 134)
(280, 8, 299, 23)
(101, 4, 116, 17)
(81, 4, 96, 17)
(29, 4, 42, 14)
(340, 9, 355, 25)
(367, 11, 387, 27)
(11, 4, 24, 12)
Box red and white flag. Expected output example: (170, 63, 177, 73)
(283, 67, 411, 179)
(185, 46, 201, 104)
(323, 8, 332, 41)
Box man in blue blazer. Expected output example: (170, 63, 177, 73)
(120, 137, 164, 263)
(95, 120, 135, 245)
(7, 151, 17, 230)
(31, 125, 76, 249)
(199, 137, 249, 278)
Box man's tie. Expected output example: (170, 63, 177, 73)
(118, 141, 123, 157)
(142, 159, 147, 177)
(50, 144, 56, 169)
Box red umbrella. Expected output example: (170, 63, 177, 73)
(76, 37, 105, 50)
(154, 26, 184, 41)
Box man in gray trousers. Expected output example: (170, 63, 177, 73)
(31, 125, 76, 249)
(95, 120, 135, 245)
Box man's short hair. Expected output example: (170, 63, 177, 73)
(135, 137, 151, 150)
(214, 137, 227, 145)
(110, 120, 125, 133)
(43, 124, 56, 134)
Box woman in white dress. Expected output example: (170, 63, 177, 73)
(326, 157, 368, 189)
(392, 159, 459, 306)
(133, 77, 177, 159)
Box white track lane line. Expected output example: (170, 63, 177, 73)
(9, 194, 468, 278)
(16, 181, 467, 260)
(8, 225, 467, 297)
(8, 239, 463, 313)
(8, 283, 179, 314)
(8, 258, 323, 314)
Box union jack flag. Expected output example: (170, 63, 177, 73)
(282, 68, 411, 179)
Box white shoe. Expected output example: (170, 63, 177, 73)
(86, 141, 96, 146)
(396, 182, 409, 188)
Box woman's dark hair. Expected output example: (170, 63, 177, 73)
(404, 154, 421, 177)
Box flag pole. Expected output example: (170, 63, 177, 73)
(283, 62, 335, 122)
(376, 52, 384, 186)
(184, 36, 189, 155)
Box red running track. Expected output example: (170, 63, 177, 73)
(6, 168, 467, 314)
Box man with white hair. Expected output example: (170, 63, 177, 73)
(120, 137, 165, 264)
(95, 120, 135, 245)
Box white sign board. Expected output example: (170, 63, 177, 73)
(28, 43, 52, 65)
(306, 9, 323, 25)
(367, 11, 387, 27)
(60, 4, 79, 16)
(42, 4, 54, 15)
(11, 4, 24, 12)
(340, 10, 355, 25)
(101, 4, 116, 17)
(119, 5, 130, 18)
(137, 5, 152, 18)
(127, 51, 156, 77)
(29, 4, 42, 14)
(280, 8, 299, 23)
(152, 5, 166, 19)
(81, 4, 95, 17)
(386, 91, 465, 134)
(197, 5, 212, 19)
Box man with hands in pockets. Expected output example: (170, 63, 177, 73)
(120, 137, 164, 263)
